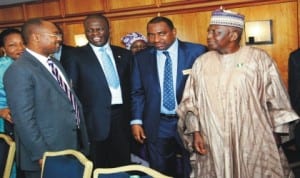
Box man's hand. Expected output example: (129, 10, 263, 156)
(0, 108, 13, 124)
(39, 159, 43, 167)
(131, 124, 146, 144)
(193, 131, 208, 154)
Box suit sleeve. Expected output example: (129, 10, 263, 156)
(4, 64, 48, 160)
(288, 51, 300, 116)
(131, 56, 145, 121)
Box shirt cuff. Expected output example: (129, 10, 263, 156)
(130, 119, 143, 125)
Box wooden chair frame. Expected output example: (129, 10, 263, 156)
(41, 149, 93, 178)
(93, 164, 172, 178)
(0, 133, 16, 178)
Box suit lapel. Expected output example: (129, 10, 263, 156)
(176, 42, 185, 92)
(83, 45, 111, 90)
(24, 51, 74, 103)
(111, 45, 126, 80)
(149, 48, 161, 95)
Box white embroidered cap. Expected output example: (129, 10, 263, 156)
(210, 7, 245, 29)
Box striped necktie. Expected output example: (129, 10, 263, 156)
(47, 58, 80, 128)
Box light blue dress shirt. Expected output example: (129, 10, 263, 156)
(52, 45, 62, 61)
(89, 42, 123, 105)
(131, 39, 179, 125)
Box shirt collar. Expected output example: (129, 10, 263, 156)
(89, 41, 111, 51)
(157, 38, 178, 55)
(26, 48, 49, 62)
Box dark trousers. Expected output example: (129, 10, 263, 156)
(89, 106, 131, 168)
(147, 117, 191, 178)
(24, 170, 41, 178)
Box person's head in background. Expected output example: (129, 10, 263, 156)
(55, 24, 64, 46)
(84, 14, 110, 47)
(0, 28, 25, 60)
(121, 32, 147, 54)
(146, 16, 177, 51)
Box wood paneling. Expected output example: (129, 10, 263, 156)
(64, 23, 85, 46)
(64, 0, 104, 15)
(236, 2, 298, 86)
(108, 2, 297, 87)
(0, 6, 24, 23)
(26, 0, 61, 19)
(110, 17, 151, 46)
(0, 0, 297, 86)
(108, 0, 156, 10)
(161, 0, 185, 2)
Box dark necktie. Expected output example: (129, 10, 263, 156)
(162, 51, 175, 110)
(47, 58, 80, 128)
(99, 48, 120, 88)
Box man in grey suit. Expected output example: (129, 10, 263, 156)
(4, 18, 89, 178)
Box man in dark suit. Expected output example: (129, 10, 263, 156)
(61, 14, 132, 168)
(131, 16, 206, 178)
(289, 49, 300, 116)
(53, 44, 76, 61)
(4, 18, 89, 178)
(288, 49, 300, 150)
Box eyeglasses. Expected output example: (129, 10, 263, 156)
(43, 33, 63, 39)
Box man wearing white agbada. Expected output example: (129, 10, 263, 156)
(177, 7, 298, 178)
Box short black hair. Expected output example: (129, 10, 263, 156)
(21, 18, 43, 45)
(0, 28, 22, 47)
(84, 14, 109, 28)
(147, 16, 174, 30)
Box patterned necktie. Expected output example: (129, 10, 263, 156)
(163, 51, 175, 110)
(47, 58, 80, 128)
(99, 48, 120, 89)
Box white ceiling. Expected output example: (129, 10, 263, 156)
(0, 0, 40, 6)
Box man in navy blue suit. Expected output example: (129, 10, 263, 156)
(61, 14, 132, 168)
(131, 16, 206, 178)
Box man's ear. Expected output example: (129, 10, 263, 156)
(32, 33, 40, 42)
(230, 31, 239, 41)
(0, 47, 5, 57)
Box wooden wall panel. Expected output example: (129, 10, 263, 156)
(64, 23, 85, 46)
(0, 0, 297, 87)
(64, 0, 104, 15)
(161, 0, 185, 2)
(108, 0, 156, 10)
(108, 1, 296, 87)
(26, 1, 61, 19)
(234, 2, 298, 86)
(167, 12, 211, 43)
(109, 12, 210, 47)
(110, 17, 151, 47)
(0, 6, 24, 23)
